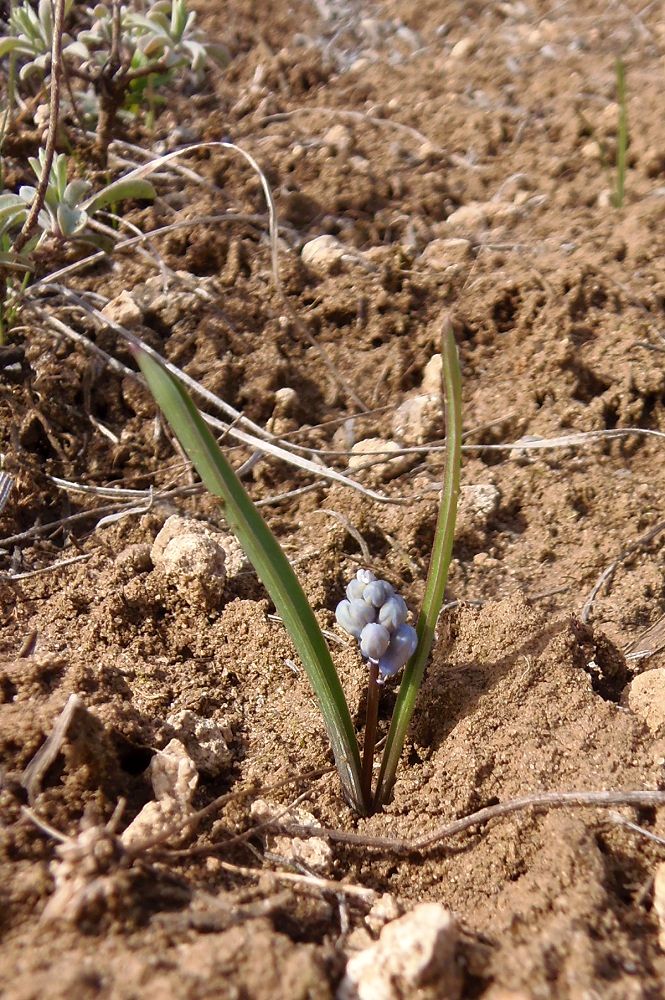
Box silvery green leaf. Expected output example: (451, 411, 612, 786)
(83, 178, 155, 214)
(57, 202, 87, 236)
(64, 39, 91, 61)
(63, 179, 92, 206)
(378, 594, 408, 631)
(360, 623, 390, 661)
(0, 38, 26, 58)
(18, 185, 37, 205)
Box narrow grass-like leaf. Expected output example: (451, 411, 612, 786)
(612, 58, 628, 209)
(84, 179, 156, 214)
(134, 347, 366, 813)
(374, 317, 462, 807)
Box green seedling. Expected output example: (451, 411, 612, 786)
(135, 320, 462, 814)
(612, 58, 628, 209)
(0, 151, 154, 341)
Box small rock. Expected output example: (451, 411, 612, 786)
(323, 124, 354, 156)
(348, 438, 411, 481)
(339, 903, 461, 1000)
(101, 291, 143, 329)
(365, 893, 402, 934)
(392, 393, 444, 445)
(250, 799, 333, 874)
(421, 354, 443, 395)
(623, 669, 665, 733)
(166, 124, 201, 150)
(456, 484, 500, 544)
(446, 203, 488, 228)
(420, 238, 472, 270)
(597, 188, 613, 208)
(654, 862, 665, 950)
(450, 36, 475, 59)
(581, 140, 602, 160)
(121, 739, 198, 848)
(301, 235, 346, 275)
(151, 515, 227, 608)
(166, 710, 232, 776)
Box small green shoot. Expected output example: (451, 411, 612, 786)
(612, 58, 628, 209)
(134, 318, 462, 813)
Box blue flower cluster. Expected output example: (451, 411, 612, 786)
(336, 569, 418, 682)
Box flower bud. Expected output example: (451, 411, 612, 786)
(378, 594, 408, 631)
(363, 579, 394, 608)
(378, 623, 418, 679)
(346, 568, 376, 601)
(336, 597, 376, 638)
(359, 622, 391, 661)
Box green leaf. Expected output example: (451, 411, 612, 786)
(374, 318, 463, 808)
(84, 178, 155, 214)
(134, 348, 366, 813)
(0, 38, 25, 58)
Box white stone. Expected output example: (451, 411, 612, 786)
(151, 515, 228, 607)
(446, 203, 488, 228)
(392, 393, 443, 445)
(101, 291, 143, 329)
(250, 799, 333, 874)
(121, 739, 198, 849)
(323, 124, 354, 155)
(339, 903, 461, 1000)
(167, 710, 232, 776)
(420, 238, 471, 270)
(421, 354, 443, 395)
(623, 669, 665, 733)
(348, 438, 410, 480)
(450, 36, 475, 59)
(301, 235, 346, 274)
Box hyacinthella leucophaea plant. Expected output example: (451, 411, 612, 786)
(336, 570, 418, 804)
(134, 318, 461, 815)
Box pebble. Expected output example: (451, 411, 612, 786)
(151, 515, 228, 608)
(301, 235, 346, 275)
(166, 710, 232, 776)
(392, 393, 443, 445)
(421, 354, 443, 395)
(348, 438, 411, 480)
(323, 124, 354, 156)
(456, 484, 501, 545)
(121, 739, 198, 848)
(420, 237, 472, 270)
(101, 291, 143, 329)
(446, 203, 488, 228)
(450, 36, 475, 59)
(338, 903, 461, 1000)
(250, 799, 333, 874)
(622, 668, 665, 733)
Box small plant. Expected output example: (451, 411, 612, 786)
(134, 320, 462, 815)
(0, 151, 154, 340)
(0, 0, 229, 160)
(612, 58, 628, 209)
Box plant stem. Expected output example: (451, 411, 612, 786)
(362, 660, 380, 807)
